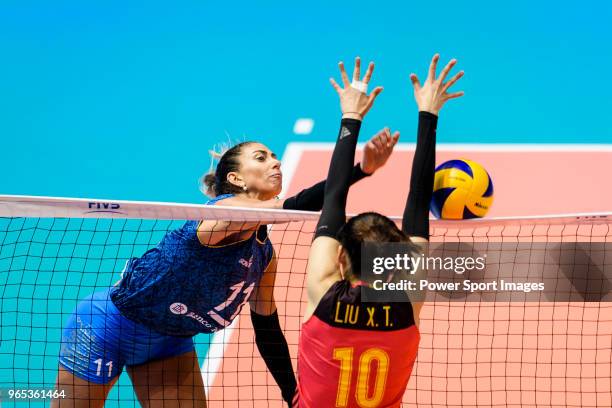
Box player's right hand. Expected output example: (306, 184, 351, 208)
(330, 56, 383, 120)
(361, 127, 400, 175)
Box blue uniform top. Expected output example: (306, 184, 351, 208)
(110, 194, 274, 337)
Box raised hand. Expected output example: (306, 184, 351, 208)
(361, 128, 400, 174)
(330, 57, 384, 120)
(410, 54, 464, 115)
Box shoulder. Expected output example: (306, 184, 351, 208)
(205, 194, 235, 206)
(307, 280, 345, 320)
(158, 221, 199, 245)
(208, 194, 283, 210)
(305, 236, 342, 303)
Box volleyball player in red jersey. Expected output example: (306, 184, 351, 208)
(295, 54, 464, 407)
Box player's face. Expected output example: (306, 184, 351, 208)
(238, 143, 282, 200)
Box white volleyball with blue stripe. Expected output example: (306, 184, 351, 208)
(430, 159, 494, 219)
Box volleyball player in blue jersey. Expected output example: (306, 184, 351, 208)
(52, 58, 394, 408)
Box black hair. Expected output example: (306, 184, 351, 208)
(336, 212, 419, 282)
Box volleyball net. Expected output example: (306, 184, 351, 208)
(0, 195, 611, 407)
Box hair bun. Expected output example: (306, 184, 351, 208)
(200, 140, 253, 199)
(200, 173, 217, 198)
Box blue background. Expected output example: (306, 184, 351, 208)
(1, 1, 611, 203)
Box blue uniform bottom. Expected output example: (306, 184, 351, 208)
(59, 289, 195, 384)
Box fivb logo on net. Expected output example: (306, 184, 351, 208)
(169, 302, 188, 315)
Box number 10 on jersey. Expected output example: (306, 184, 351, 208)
(333, 347, 390, 407)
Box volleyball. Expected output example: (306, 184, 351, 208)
(430, 159, 494, 219)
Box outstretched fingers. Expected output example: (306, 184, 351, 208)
(381, 128, 391, 147)
(445, 91, 465, 100)
(372, 133, 384, 153)
(353, 57, 361, 82)
(338, 61, 350, 87)
(374, 127, 399, 150)
(412, 54, 465, 113)
(333, 57, 383, 118)
(438, 58, 457, 84)
(378, 129, 399, 158)
(330, 78, 342, 94)
(381, 129, 399, 148)
(427, 54, 440, 82)
(391, 131, 400, 145)
(410, 73, 421, 91)
(366, 86, 384, 107)
(362, 61, 375, 84)
(442, 70, 464, 93)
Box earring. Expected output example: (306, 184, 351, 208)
(242, 185, 248, 192)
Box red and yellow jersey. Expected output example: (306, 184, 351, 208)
(297, 280, 420, 408)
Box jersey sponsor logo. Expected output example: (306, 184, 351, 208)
(168, 281, 256, 333)
(186, 311, 216, 331)
(169, 302, 188, 315)
(170, 302, 216, 331)
(239, 256, 254, 269)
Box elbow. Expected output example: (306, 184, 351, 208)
(250, 299, 277, 317)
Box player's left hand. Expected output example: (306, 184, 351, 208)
(410, 54, 464, 115)
(361, 127, 400, 174)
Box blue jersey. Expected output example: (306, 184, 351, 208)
(110, 194, 274, 337)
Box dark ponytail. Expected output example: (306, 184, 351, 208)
(337, 212, 418, 281)
(200, 141, 254, 198)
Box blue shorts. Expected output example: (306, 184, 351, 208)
(59, 289, 195, 384)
